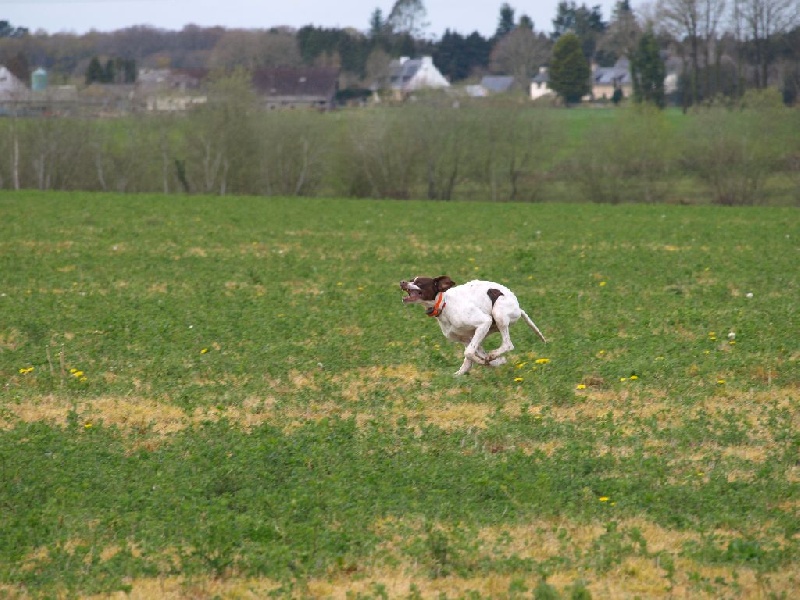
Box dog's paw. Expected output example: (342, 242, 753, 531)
(488, 356, 507, 367)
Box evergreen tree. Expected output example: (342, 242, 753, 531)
(434, 30, 466, 81)
(369, 8, 385, 37)
(464, 31, 492, 72)
(104, 58, 116, 83)
(0, 20, 28, 38)
(549, 32, 591, 103)
(434, 29, 491, 82)
(630, 30, 666, 107)
(85, 56, 104, 84)
(123, 58, 137, 83)
(495, 3, 515, 40)
(551, 1, 607, 61)
(518, 14, 534, 31)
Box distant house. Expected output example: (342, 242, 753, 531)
(388, 56, 449, 97)
(530, 67, 555, 100)
(252, 67, 339, 110)
(139, 68, 208, 112)
(591, 58, 632, 100)
(139, 68, 207, 92)
(81, 84, 138, 113)
(0, 65, 27, 102)
(465, 75, 515, 97)
(481, 75, 515, 94)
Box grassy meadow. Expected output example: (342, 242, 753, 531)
(0, 191, 798, 598)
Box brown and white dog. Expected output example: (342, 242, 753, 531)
(400, 276, 546, 375)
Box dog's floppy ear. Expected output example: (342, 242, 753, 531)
(434, 276, 456, 292)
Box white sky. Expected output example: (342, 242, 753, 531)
(1, 0, 619, 38)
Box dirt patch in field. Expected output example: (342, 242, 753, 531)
(2, 384, 796, 447)
(77, 516, 789, 600)
(0, 395, 188, 434)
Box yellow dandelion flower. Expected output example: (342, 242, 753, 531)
(717, 379, 726, 385)
(84, 422, 92, 429)
(576, 384, 586, 390)
(514, 377, 524, 383)
(516, 362, 527, 369)
(200, 348, 209, 354)
(19, 367, 34, 374)
(630, 375, 639, 380)
(599, 496, 610, 502)
(535, 358, 550, 365)
(620, 377, 627, 382)
(72, 370, 84, 378)
(599, 281, 607, 287)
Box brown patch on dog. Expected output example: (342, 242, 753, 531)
(487, 288, 504, 305)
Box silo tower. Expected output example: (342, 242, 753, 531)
(32, 67, 48, 91)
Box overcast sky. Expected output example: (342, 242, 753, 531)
(2, 0, 619, 38)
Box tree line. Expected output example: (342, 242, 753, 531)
(1, 0, 799, 106)
(0, 74, 797, 205)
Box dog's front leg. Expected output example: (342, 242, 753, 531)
(454, 354, 474, 376)
(463, 321, 493, 368)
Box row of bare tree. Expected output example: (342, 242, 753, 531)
(657, 0, 800, 104)
(0, 82, 798, 205)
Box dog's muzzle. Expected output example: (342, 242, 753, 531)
(400, 280, 422, 303)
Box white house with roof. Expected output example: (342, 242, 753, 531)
(591, 58, 633, 100)
(388, 56, 449, 96)
(530, 67, 555, 100)
(0, 65, 27, 101)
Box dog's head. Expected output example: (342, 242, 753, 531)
(399, 276, 456, 305)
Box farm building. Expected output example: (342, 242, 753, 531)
(251, 67, 339, 110)
(388, 56, 450, 97)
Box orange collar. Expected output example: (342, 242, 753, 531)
(426, 292, 446, 317)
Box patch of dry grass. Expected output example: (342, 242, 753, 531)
(38, 516, 789, 599)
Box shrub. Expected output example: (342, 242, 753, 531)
(568, 106, 675, 203)
(682, 107, 785, 206)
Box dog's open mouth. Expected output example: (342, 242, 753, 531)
(400, 281, 422, 303)
(403, 290, 422, 303)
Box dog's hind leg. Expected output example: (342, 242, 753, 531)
(475, 346, 506, 367)
(485, 304, 516, 363)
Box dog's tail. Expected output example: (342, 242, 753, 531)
(521, 310, 547, 343)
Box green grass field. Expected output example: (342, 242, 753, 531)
(0, 192, 798, 598)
